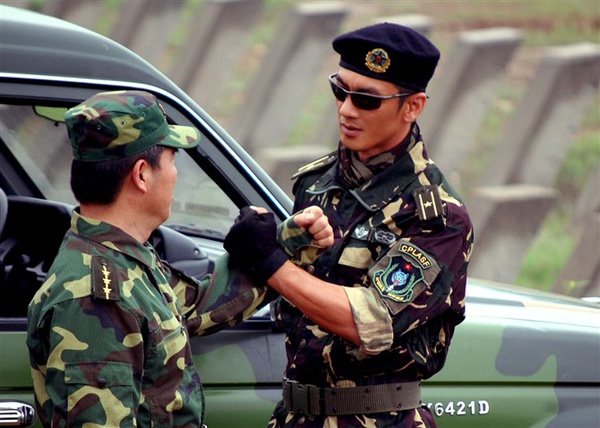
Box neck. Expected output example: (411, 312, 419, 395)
(80, 201, 154, 243)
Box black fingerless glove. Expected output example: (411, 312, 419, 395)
(224, 207, 288, 283)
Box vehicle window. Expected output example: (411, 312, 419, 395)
(1, 104, 75, 203)
(0, 102, 238, 239)
(170, 153, 236, 240)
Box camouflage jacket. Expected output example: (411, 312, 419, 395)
(27, 210, 275, 427)
(280, 137, 474, 389)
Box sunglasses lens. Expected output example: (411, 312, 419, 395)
(350, 94, 381, 110)
(329, 80, 347, 102)
(329, 78, 382, 111)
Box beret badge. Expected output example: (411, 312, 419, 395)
(365, 48, 390, 73)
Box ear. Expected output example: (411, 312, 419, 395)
(403, 93, 427, 122)
(131, 159, 149, 193)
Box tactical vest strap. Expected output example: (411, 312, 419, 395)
(282, 378, 422, 417)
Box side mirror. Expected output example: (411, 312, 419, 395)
(0, 401, 36, 427)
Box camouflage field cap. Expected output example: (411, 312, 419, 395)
(65, 90, 200, 162)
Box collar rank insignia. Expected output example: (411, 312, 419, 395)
(365, 48, 391, 73)
(292, 152, 337, 180)
(413, 185, 443, 221)
(92, 256, 121, 301)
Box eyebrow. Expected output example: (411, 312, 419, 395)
(335, 75, 383, 95)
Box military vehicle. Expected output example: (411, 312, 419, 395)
(1, 5, 598, 427)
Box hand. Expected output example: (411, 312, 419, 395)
(224, 207, 288, 283)
(277, 206, 334, 265)
(292, 206, 334, 248)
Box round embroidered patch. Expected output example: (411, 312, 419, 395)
(365, 48, 391, 73)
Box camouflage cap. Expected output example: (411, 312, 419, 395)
(64, 90, 200, 162)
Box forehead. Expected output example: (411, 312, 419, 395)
(337, 67, 399, 92)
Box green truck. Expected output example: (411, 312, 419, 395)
(1, 5, 598, 427)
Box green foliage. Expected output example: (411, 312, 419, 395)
(558, 133, 600, 198)
(28, 0, 45, 12)
(516, 208, 575, 291)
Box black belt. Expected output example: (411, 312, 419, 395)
(282, 378, 422, 417)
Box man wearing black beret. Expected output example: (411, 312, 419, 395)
(225, 22, 474, 427)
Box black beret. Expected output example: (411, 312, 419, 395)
(332, 22, 440, 92)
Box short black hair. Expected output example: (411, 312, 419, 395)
(70, 145, 165, 205)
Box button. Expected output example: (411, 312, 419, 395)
(97, 378, 107, 388)
(306, 265, 315, 274)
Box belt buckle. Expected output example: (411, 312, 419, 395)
(286, 379, 318, 417)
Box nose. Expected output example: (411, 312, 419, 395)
(338, 95, 359, 118)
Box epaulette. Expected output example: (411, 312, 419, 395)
(412, 185, 444, 223)
(291, 151, 337, 181)
(91, 255, 121, 301)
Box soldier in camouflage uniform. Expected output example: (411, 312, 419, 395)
(225, 23, 474, 428)
(26, 90, 332, 428)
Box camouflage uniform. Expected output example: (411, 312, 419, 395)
(26, 90, 304, 427)
(27, 210, 277, 427)
(269, 124, 474, 428)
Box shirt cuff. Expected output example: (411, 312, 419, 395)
(343, 286, 394, 358)
(276, 210, 326, 265)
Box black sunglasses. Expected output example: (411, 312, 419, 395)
(328, 73, 413, 111)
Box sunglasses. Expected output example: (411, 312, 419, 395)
(328, 73, 413, 111)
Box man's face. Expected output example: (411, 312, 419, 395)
(332, 69, 413, 161)
(151, 147, 178, 225)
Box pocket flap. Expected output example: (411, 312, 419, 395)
(65, 361, 133, 388)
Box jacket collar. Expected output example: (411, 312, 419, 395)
(71, 209, 157, 269)
(307, 140, 432, 212)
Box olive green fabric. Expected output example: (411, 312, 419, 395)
(65, 90, 200, 162)
(27, 210, 275, 427)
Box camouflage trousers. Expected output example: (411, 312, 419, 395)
(267, 401, 437, 428)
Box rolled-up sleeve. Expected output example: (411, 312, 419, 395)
(344, 286, 393, 358)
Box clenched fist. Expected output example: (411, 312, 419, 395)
(224, 207, 288, 283)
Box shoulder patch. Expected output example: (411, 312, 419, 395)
(372, 254, 424, 303)
(291, 151, 337, 180)
(368, 241, 441, 314)
(397, 242, 434, 268)
(92, 256, 121, 301)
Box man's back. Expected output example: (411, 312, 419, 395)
(27, 211, 204, 427)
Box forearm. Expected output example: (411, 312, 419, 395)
(184, 254, 275, 336)
(268, 261, 360, 346)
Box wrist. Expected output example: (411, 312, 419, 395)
(277, 213, 311, 256)
(251, 247, 289, 283)
(277, 211, 326, 265)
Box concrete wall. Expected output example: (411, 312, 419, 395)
(14, 0, 600, 295)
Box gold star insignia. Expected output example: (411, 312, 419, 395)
(102, 264, 112, 299)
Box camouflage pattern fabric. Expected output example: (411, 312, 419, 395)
(278, 208, 328, 266)
(27, 210, 276, 427)
(270, 125, 474, 428)
(64, 90, 200, 162)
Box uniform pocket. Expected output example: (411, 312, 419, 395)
(339, 239, 374, 270)
(65, 361, 135, 427)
